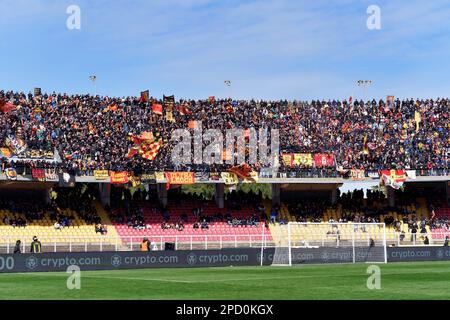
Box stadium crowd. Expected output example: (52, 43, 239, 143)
(0, 90, 448, 175)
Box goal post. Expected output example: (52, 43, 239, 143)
(270, 222, 387, 266)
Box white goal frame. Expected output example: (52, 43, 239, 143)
(274, 222, 388, 266)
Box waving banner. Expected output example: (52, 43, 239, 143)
(152, 103, 163, 115)
(163, 95, 175, 122)
(140, 90, 150, 103)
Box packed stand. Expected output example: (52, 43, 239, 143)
(0, 90, 448, 175)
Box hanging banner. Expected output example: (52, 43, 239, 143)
(209, 172, 221, 181)
(221, 172, 239, 185)
(31, 168, 46, 181)
(94, 170, 110, 180)
(380, 170, 407, 189)
(165, 172, 195, 185)
(281, 153, 293, 168)
(293, 153, 313, 167)
(129, 174, 141, 187)
(195, 172, 210, 182)
(350, 169, 365, 181)
(367, 171, 380, 179)
(314, 154, 334, 168)
(155, 172, 166, 183)
(140, 173, 156, 184)
(45, 169, 58, 180)
(110, 172, 129, 184)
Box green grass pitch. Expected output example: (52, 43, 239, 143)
(1, 261, 450, 300)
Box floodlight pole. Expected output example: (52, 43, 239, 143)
(90, 75, 97, 97)
(357, 80, 373, 102)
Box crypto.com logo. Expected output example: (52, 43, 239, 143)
(171, 122, 280, 167)
(111, 255, 122, 268)
(187, 253, 197, 266)
(25, 256, 39, 270)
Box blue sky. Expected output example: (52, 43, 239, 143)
(0, 0, 449, 100)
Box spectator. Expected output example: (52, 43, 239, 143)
(30, 236, 42, 253)
(14, 240, 21, 254)
(140, 238, 150, 251)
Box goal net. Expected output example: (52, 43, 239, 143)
(270, 222, 387, 266)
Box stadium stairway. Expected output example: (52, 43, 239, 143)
(93, 201, 126, 250)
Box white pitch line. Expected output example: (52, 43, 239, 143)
(7, 268, 450, 285)
(82, 275, 194, 283)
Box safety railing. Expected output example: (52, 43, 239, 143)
(1, 231, 448, 254)
(0, 234, 274, 254)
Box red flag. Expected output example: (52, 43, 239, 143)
(177, 104, 192, 116)
(152, 103, 163, 115)
(0, 100, 17, 113)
